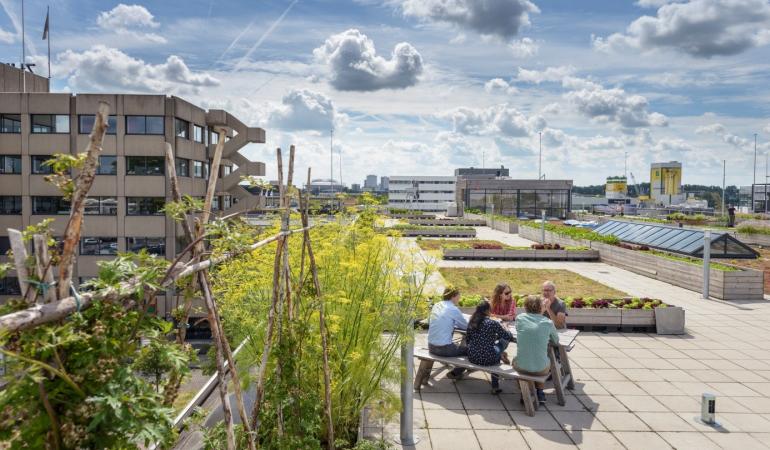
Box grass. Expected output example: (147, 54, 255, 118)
(647, 249, 738, 271)
(439, 267, 628, 299)
(415, 239, 512, 251)
(737, 224, 770, 235)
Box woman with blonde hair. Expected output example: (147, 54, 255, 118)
(490, 283, 516, 321)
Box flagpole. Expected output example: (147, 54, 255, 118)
(21, 0, 26, 92)
(47, 6, 51, 80)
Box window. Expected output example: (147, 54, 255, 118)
(0, 196, 22, 215)
(80, 237, 118, 255)
(32, 196, 70, 215)
(223, 195, 232, 210)
(78, 115, 117, 134)
(31, 114, 70, 133)
(126, 156, 164, 175)
(126, 115, 164, 135)
(31, 155, 54, 174)
(127, 237, 166, 255)
(221, 165, 232, 177)
(0, 277, 21, 295)
(193, 160, 204, 178)
(96, 156, 118, 175)
(127, 197, 165, 215)
(175, 236, 191, 255)
(175, 158, 190, 177)
(203, 162, 210, 180)
(84, 197, 118, 215)
(193, 125, 204, 143)
(175, 118, 189, 139)
(0, 236, 10, 254)
(210, 129, 219, 145)
(0, 114, 21, 133)
(0, 155, 21, 174)
(212, 196, 220, 211)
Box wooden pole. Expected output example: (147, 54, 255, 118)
(7, 229, 33, 303)
(33, 234, 56, 304)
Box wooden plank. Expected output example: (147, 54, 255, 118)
(7, 229, 32, 303)
(413, 347, 549, 383)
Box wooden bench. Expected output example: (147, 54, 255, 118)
(413, 347, 551, 416)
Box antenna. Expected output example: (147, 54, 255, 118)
(538, 131, 542, 180)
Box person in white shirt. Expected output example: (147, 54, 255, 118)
(416, 287, 468, 385)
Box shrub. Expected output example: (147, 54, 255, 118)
(472, 242, 503, 249)
(737, 224, 770, 235)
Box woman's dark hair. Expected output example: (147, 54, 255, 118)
(467, 300, 491, 334)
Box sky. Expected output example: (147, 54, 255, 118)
(1, 0, 770, 187)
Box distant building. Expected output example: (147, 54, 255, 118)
(350, 183, 361, 192)
(388, 176, 456, 212)
(605, 176, 629, 204)
(364, 174, 378, 190)
(650, 161, 684, 205)
(308, 178, 344, 195)
(380, 176, 390, 191)
(456, 178, 573, 219)
(454, 166, 509, 179)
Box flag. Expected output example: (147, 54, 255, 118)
(42, 9, 49, 40)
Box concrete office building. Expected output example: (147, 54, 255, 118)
(0, 64, 266, 316)
(387, 176, 455, 212)
(379, 176, 389, 191)
(364, 174, 378, 190)
(456, 178, 573, 219)
(454, 166, 509, 179)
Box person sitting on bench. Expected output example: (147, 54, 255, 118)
(514, 295, 559, 404)
(428, 286, 468, 379)
(490, 283, 516, 322)
(466, 300, 513, 394)
(542, 280, 567, 329)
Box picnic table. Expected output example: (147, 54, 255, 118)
(456, 314, 578, 399)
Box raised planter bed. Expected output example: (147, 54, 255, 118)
(519, 226, 764, 301)
(487, 219, 519, 234)
(400, 228, 476, 238)
(408, 219, 486, 226)
(442, 248, 599, 261)
(387, 213, 436, 219)
(735, 232, 770, 247)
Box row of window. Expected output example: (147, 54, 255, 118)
(0, 195, 234, 215)
(0, 155, 231, 178)
(0, 113, 217, 143)
(389, 180, 455, 185)
(79, 237, 166, 256)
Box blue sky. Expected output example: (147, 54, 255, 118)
(2, 0, 770, 186)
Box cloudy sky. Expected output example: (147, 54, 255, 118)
(2, 0, 770, 186)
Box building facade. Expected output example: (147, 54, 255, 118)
(650, 161, 684, 205)
(387, 176, 456, 212)
(379, 176, 389, 192)
(456, 178, 573, 219)
(0, 65, 266, 316)
(454, 166, 509, 179)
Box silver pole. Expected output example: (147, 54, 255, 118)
(21, 0, 26, 93)
(541, 209, 546, 244)
(702, 230, 711, 299)
(721, 160, 725, 219)
(397, 320, 418, 445)
(754, 133, 758, 211)
(766, 152, 768, 214)
(538, 131, 542, 180)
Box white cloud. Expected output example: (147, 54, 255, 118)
(509, 37, 538, 57)
(593, 0, 770, 58)
(55, 45, 219, 94)
(313, 29, 423, 91)
(564, 84, 668, 129)
(0, 26, 14, 44)
(442, 104, 545, 137)
(541, 103, 560, 115)
(97, 4, 166, 44)
(268, 89, 345, 132)
(484, 78, 518, 95)
(401, 0, 540, 40)
(764, 123, 770, 134)
(515, 65, 574, 84)
(640, 71, 719, 87)
(695, 123, 727, 135)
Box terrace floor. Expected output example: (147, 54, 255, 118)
(369, 228, 770, 449)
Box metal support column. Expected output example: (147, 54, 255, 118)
(703, 230, 711, 300)
(396, 320, 419, 445)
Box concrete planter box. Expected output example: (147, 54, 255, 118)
(519, 226, 764, 301)
(388, 213, 436, 220)
(567, 308, 622, 327)
(735, 232, 770, 246)
(655, 306, 685, 334)
(459, 306, 477, 314)
(443, 248, 599, 261)
(401, 229, 476, 238)
(621, 309, 656, 327)
(409, 219, 486, 226)
(487, 219, 519, 234)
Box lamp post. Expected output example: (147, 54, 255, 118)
(754, 133, 758, 212)
(538, 131, 542, 180)
(703, 230, 711, 300)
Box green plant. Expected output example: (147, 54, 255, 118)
(737, 224, 770, 235)
(519, 222, 620, 245)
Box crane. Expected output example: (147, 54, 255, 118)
(629, 172, 641, 199)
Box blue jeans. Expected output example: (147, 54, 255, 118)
(429, 339, 468, 377)
(491, 337, 511, 388)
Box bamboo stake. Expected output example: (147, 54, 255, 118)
(57, 102, 109, 300)
(301, 167, 335, 449)
(33, 235, 56, 304)
(250, 148, 286, 436)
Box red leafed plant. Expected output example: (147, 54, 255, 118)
(473, 242, 503, 249)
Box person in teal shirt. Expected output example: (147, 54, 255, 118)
(514, 295, 559, 404)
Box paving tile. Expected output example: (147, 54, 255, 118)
(551, 411, 606, 431)
(651, 369, 695, 382)
(576, 395, 628, 412)
(598, 381, 647, 396)
(636, 411, 697, 432)
(466, 409, 515, 430)
(475, 429, 528, 450)
(669, 358, 710, 370)
(456, 380, 500, 394)
(718, 412, 770, 432)
(621, 349, 661, 359)
(460, 394, 506, 410)
(428, 428, 481, 449)
(593, 411, 650, 431)
(744, 382, 770, 396)
(584, 368, 628, 381)
(569, 382, 610, 396)
(509, 410, 562, 430)
(698, 395, 757, 413)
(658, 431, 721, 449)
(707, 382, 763, 397)
(749, 433, 770, 448)
(615, 394, 669, 412)
(690, 369, 736, 383)
(520, 430, 577, 449)
(682, 349, 724, 360)
(420, 392, 464, 410)
(636, 358, 679, 370)
(617, 368, 666, 382)
(613, 431, 673, 450)
(568, 431, 624, 449)
(651, 348, 690, 359)
(736, 396, 770, 414)
(674, 411, 739, 433)
(419, 377, 458, 393)
(574, 357, 611, 369)
(705, 431, 769, 450)
(636, 381, 686, 396)
(734, 359, 770, 371)
(601, 357, 645, 369)
(498, 394, 527, 412)
(671, 381, 719, 396)
(702, 359, 745, 371)
(544, 394, 588, 412)
(424, 408, 473, 429)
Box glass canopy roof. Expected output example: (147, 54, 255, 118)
(592, 220, 758, 259)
